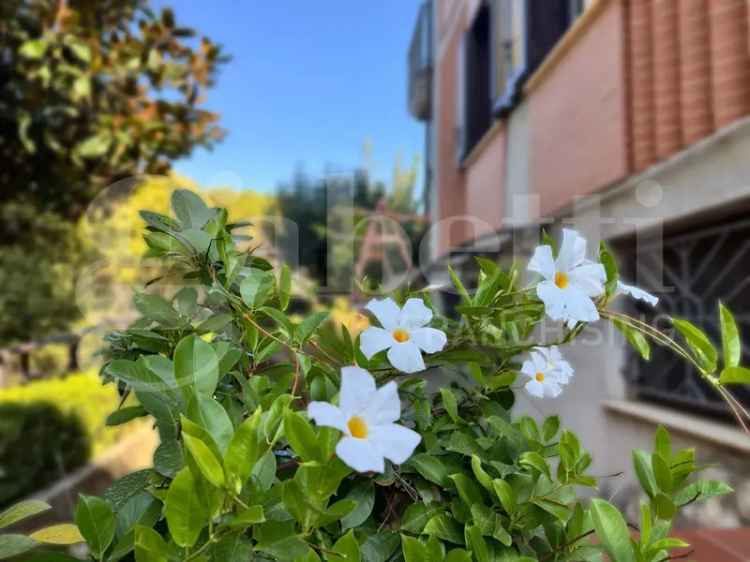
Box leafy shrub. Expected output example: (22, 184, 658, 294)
(6, 190, 746, 562)
(0, 372, 144, 458)
(0, 402, 89, 507)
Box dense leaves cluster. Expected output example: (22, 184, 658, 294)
(2, 191, 741, 562)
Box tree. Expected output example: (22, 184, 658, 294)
(0, 0, 227, 346)
(0, 0, 227, 223)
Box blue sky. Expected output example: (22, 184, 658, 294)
(153, 0, 425, 194)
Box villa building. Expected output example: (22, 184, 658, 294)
(408, 0, 750, 530)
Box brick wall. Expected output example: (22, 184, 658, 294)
(528, 1, 630, 217)
(629, 0, 750, 171)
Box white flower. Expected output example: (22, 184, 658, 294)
(616, 281, 659, 307)
(528, 229, 607, 329)
(521, 349, 570, 399)
(307, 366, 421, 473)
(533, 345, 574, 384)
(359, 297, 447, 373)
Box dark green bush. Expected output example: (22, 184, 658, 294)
(0, 402, 89, 507)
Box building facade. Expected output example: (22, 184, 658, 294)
(408, 0, 750, 526)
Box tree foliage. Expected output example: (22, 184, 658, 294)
(0, 0, 227, 221)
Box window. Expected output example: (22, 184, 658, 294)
(491, 0, 527, 110)
(569, 0, 592, 21)
(618, 216, 750, 419)
(456, 3, 492, 161)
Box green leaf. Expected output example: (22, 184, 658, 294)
(632, 449, 657, 498)
(440, 388, 461, 422)
(401, 535, 427, 562)
(279, 264, 292, 310)
(174, 335, 220, 398)
(240, 269, 275, 309)
(448, 265, 471, 304)
(196, 313, 233, 334)
(542, 415, 560, 441)
(182, 433, 225, 488)
(165, 468, 208, 548)
(492, 479, 515, 514)
(76, 132, 112, 158)
(613, 318, 651, 361)
(719, 366, 750, 385)
(341, 480, 375, 530)
(223, 505, 265, 528)
(171, 189, 212, 229)
(400, 504, 443, 534)
(74, 495, 116, 560)
(296, 311, 329, 344)
(470, 456, 492, 491)
(106, 406, 148, 426)
(423, 514, 464, 544)
(719, 303, 741, 368)
(674, 480, 733, 506)
(449, 473, 484, 507)
(331, 529, 361, 562)
(599, 241, 619, 296)
(590, 498, 635, 562)
(0, 535, 37, 560)
(134, 525, 172, 562)
(408, 454, 449, 486)
(519, 451, 550, 479)
(653, 493, 676, 520)
(224, 408, 263, 491)
(284, 410, 321, 462)
(465, 525, 489, 562)
(19, 39, 48, 59)
(29, 524, 84, 545)
(0, 500, 51, 529)
(186, 396, 234, 455)
(652, 453, 673, 493)
(654, 426, 671, 461)
(672, 318, 718, 373)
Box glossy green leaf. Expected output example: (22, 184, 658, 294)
(0, 500, 51, 529)
(182, 433, 225, 488)
(74, 495, 116, 560)
(590, 498, 635, 562)
(719, 303, 741, 368)
(165, 468, 208, 548)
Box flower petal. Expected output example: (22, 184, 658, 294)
(336, 436, 385, 473)
(557, 229, 586, 271)
(307, 402, 347, 432)
(521, 359, 537, 378)
(359, 327, 394, 359)
(409, 327, 447, 354)
(537, 282, 567, 322)
(528, 244, 555, 280)
(361, 381, 401, 425)
(399, 298, 433, 329)
(387, 341, 426, 374)
(562, 286, 601, 325)
(365, 298, 401, 331)
(339, 366, 376, 416)
(617, 281, 659, 306)
(544, 380, 563, 398)
(369, 423, 421, 465)
(569, 263, 606, 297)
(524, 379, 545, 398)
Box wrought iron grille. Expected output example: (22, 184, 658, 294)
(617, 217, 750, 417)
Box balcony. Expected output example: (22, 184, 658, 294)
(408, 1, 433, 121)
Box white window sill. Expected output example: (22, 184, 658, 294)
(603, 400, 750, 454)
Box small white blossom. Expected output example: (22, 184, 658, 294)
(359, 297, 447, 373)
(533, 345, 574, 384)
(307, 366, 421, 473)
(521, 349, 571, 399)
(616, 281, 659, 307)
(528, 229, 607, 329)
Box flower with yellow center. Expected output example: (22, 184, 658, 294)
(528, 229, 607, 329)
(359, 297, 447, 374)
(521, 347, 574, 399)
(307, 367, 421, 473)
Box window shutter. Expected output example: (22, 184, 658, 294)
(455, 32, 467, 162)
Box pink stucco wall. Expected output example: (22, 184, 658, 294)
(529, 1, 630, 217)
(465, 128, 506, 238)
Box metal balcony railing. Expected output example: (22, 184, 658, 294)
(408, 0, 433, 121)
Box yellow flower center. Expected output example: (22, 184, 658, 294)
(554, 271, 569, 289)
(535, 372, 545, 383)
(392, 328, 410, 343)
(347, 416, 369, 439)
